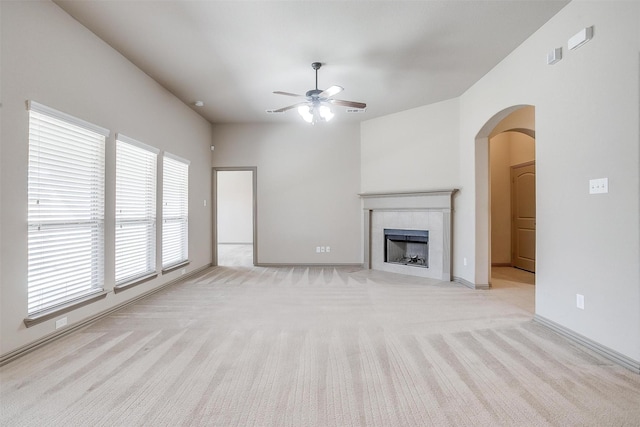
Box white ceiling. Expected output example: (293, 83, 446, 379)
(54, 0, 569, 124)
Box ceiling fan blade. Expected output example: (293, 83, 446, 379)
(329, 99, 366, 109)
(273, 91, 305, 98)
(319, 85, 343, 98)
(269, 102, 308, 113)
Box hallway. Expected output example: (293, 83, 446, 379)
(491, 266, 535, 314)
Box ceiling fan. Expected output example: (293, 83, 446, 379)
(268, 62, 366, 123)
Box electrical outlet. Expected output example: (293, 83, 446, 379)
(576, 294, 585, 310)
(55, 317, 68, 329)
(316, 246, 321, 253)
(320, 246, 326, 253)
(326, 246, 331, 253)
(589, 178, 608, 194)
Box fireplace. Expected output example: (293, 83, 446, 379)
(360, 189, 457, 281)
(384, 229, 429, 268)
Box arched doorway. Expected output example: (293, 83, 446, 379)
(475, 105, 536, 293)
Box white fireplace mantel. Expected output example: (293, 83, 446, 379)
(360, 189, 458, 281)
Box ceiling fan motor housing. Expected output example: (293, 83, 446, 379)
(306, 89, 323, 99)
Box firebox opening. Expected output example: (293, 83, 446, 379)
(384, 229, 429, 268)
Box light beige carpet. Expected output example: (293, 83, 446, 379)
(1, 266, 639, 426)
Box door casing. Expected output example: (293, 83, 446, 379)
(212, 167, 258, 266)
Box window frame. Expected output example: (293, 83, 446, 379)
(114, 134, 159, 290)
(161, 153, 190, 271)
(25, 101, 109, 321)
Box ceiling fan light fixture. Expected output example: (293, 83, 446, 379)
(298, 103, 334, 124)
(319, 105, 334, 121)
(298, 105, 314, 123)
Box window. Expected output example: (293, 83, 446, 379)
(27, 101, 108, 315)
(162, 153, 189, 269)
(115, 134, 158, 286)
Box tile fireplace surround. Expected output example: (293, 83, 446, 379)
(360, 189, 458, 280)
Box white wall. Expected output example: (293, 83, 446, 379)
(359, 1, 639, 363)
(211, 123, 361, 265)
(217, 171, 253, 244)
(457, 1, 640, 361)
(361, 98, 460, 193)
(0, 1, 213, 356)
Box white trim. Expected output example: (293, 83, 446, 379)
(116, 133, 160, 154)
(534, 315, 640, 374)
(453, 276, 490, 290)
(163, 151, 190, 165)
(27, 100, 110, 137)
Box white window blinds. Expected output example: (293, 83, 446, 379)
(115, 134, 158, 285)
(27, 101, 108, 315)
(162, 154, 189, 269)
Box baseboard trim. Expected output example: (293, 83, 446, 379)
(534, 314, 640, 374)
(453, 276, 490, 290)
(255, 262, 363, 268)
(255, 263, 364, 268)
(0, 264, 213, 367)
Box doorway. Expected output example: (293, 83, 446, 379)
(212, 167, 257, 266)
(483, 106, 536, 297)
